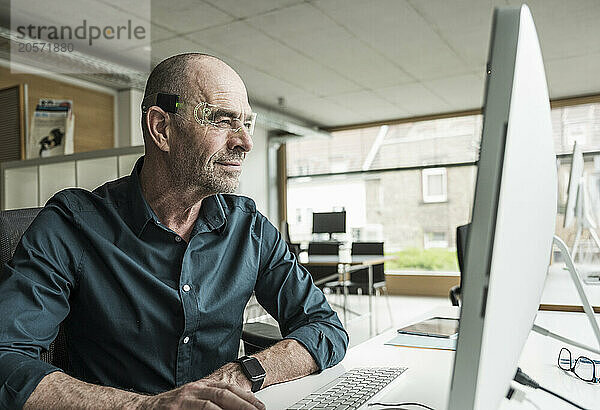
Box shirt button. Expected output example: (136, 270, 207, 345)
(183, 336, 190, 344)
(182, 284, 191, 292)
(175, 236, 182, 242)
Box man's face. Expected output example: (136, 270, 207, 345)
(168, 76, 254, 195)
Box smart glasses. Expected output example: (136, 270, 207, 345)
(141, 93, 256, 136)
(141, 93, 182, 114)
(192, 101, 256, 136)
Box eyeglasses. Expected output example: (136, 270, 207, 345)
(141, 92, 256, 136)
(191, 101, 257, 136)
(558, 347, 600, 383)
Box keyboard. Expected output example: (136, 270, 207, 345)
(286, 367, 408, 410)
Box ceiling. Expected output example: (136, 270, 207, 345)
(2, 0, 600, 128)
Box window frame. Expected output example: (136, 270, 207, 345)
(424, 231, 449, 249)
(422, 167, 448, 203)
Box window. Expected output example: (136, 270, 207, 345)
(422, 168, 447, 203)
(424, 231, 448, 249)
(285, 99, 600, 273)
(564, 122, 587, 147)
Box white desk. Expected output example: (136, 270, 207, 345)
(257, 306, 600, 409)
(540, 263, 600, 312)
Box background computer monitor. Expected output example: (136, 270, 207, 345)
(564, 141, 584, 229)
(312, 211, 346, 235)
(448, 5, 557, 409)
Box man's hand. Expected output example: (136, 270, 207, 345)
(25, 371, 265, 410)
(134, 380, 265, 410)
(202, 362, 253, 391)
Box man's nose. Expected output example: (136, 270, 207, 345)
(229, 127, 254, 153)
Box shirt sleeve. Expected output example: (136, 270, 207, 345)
(253, 215, 348, 371)
(0, 194, 80, 409)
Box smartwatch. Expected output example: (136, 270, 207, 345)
(235, 355, 266, 392)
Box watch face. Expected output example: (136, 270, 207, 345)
(242, 357, 266, 378)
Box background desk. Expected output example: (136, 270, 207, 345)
(300, 255, 391, 267)
(257, 306, 599, 409)
(540, 263, 600, 313)
(300, 255, 395, 336)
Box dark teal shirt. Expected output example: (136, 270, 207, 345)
(0, 157, 348, 409)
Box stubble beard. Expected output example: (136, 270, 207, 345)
(170, 134, 242, 196)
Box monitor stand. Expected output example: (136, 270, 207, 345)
(532, 235, 600, 355)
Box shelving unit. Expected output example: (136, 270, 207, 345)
(1, 146, 144, 210)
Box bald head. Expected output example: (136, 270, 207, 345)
(141, 53, 250, 139)
(143, 53, 247, 110)
(187, 56, 247, 103)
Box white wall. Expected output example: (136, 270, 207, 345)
(2, 151, 144, 210)
(116, 89, 144, 147)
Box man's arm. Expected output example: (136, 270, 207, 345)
(203, 339, 318, 390)
(24, 372, 139, 409)
(25, 371, 266, 410)
(209, 213, 348, 393)
(255, 216, 348, 371)
(204, 213, 348, 392)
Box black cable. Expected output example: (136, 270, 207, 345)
(538, 385, 587, 410)
(367, 402, 435, 410)
(513, 368, 588, 410)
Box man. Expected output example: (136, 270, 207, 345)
(0, 53, 348, 409)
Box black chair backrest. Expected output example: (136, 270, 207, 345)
(0, 208, 70, 371)
(351, 242, 384, 256)
(280, 220, 291, 244)
(308, 242, 339, 255)
(0, 208, 42, 266)
(450, 223, 471, 305)
(350, 242, 385, 284)
(305, 242, 339, 284)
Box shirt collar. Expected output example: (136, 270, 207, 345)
(127, 156, 226, 237)
(194, 193, 227, 234)
(128, 156, 159, 237)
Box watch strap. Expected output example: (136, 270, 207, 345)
(250, 376, 263, 393)
(236, 356, 265, 393)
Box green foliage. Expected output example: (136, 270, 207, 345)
(385, 248, 459, 272)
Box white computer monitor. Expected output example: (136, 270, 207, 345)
(448, 5, 557, 410)
(564, 141, 584, 229)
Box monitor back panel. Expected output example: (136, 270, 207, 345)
(448, 6, 556, 409)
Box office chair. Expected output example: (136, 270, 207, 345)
(0, 207, 71, 371)
(348, 242, 386, 289)
(280, 220, 301, 257)
(324, 242, 393, 334)
(0, 208, 280, 370)
(449, 223, 470, 306)
(306, 241, 340, 286)
(350, 242, 393, 333)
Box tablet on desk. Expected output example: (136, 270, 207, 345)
(584, 272, 600, 285)
(397, 317, 459, 338)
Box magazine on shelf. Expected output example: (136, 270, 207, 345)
(27, 99, 74, 159)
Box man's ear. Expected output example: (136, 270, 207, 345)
(145, 107, 171, 152)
